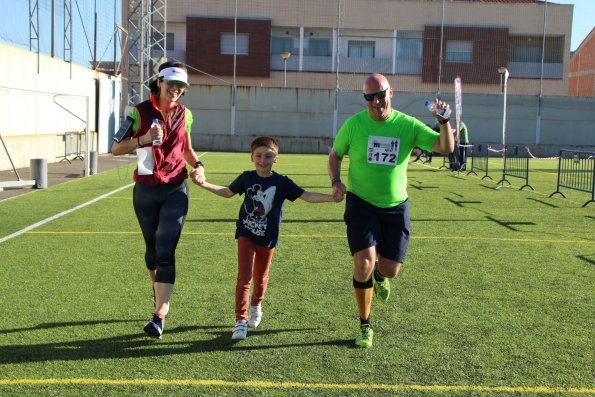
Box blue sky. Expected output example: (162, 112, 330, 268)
(551, 0, 594, 51)
(0, 0, 121, 68)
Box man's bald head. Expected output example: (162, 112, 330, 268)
(363, 73, 393, 122)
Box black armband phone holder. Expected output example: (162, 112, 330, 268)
(112, 116, 135, 143)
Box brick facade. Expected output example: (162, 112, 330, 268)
(186, 16, 271, 77)
(422, 26, 509, 84)
(568, 28, 595, 97)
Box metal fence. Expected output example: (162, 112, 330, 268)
(497, 145, 534, 191)
(467, 144, 493, 180)
(549, 150, 595, 207)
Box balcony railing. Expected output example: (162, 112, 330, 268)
(507, 62, 563, 79)
(270, 55, 422, 75)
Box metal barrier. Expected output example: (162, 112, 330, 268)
(549, 150, 595, 207)
(56, 131, 85, 163)
(467, 144, 493, 180)
(410, 149, 432, 164)
(439, 155, 450, 170)
(497, 145, 534, 190)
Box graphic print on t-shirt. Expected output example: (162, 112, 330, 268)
(367, 135, 399, 166)
(242, 184, 276, 236)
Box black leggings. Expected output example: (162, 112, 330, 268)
(133, 180, 189, 280)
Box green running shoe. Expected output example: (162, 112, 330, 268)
(374, 275, 391, 303)
(355, 324, 374, 348)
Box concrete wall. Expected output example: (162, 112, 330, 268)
(186, 84, 595, 156)
(0, 43, 116, 172)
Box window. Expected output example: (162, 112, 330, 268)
(446, 41, 473, 63)
(304, 38, 330, 56)
(348, 40, 375, 58)
(271, 37, 294, 54)
(511, 45, 541, 62)
(508, 36, 564, 63)
(396, 31, 422, 60)
(220, 33, 249, 55)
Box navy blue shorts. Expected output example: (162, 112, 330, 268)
(344, 192, 410, 262)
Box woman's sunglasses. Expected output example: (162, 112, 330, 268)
(164, 80, 188, 89)
(363, 87, 389, 102)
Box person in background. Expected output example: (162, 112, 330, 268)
(328, 73, 454, 348)
(457, 121, 470, 171)
(198, 137, 342, 340)
(111, 61, 205, 339)
(448, 127, 459, 171)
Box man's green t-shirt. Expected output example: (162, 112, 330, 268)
(333, 109, 439, 208)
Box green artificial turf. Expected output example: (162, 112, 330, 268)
(0, 152, 593, 396)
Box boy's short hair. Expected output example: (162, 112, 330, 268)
(251, 137, 279, 154)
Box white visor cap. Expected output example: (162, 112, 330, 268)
(159, 67, 188, 86)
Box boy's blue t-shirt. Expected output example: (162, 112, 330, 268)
(229, 170, 304, 247)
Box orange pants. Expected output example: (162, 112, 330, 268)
(235, 236, 275, 321)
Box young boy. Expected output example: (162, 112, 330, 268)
(198, 137, 341, 340)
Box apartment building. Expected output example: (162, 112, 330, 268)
(568, 27, 595, 97)
(148, 0, 572, 95)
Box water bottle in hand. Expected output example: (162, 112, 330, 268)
(151, 118, 163, 146)
(425, 100, 451, 119)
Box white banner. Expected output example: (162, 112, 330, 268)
(454, 76, 462, 137)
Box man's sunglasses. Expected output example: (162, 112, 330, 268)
(164, 80, 187, 89)
(363, 87, 389, 101)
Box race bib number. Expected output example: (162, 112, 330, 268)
(367, 136, 399, 166)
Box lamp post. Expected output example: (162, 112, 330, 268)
(281, 52, 291, 88)
(497, 67, 510, 187)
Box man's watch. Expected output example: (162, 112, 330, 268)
(193, 160, 204, 169)
(439, 118, 450, 125)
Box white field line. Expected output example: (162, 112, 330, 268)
(0, 183, 134, 244)
(0, 153, 210, 245)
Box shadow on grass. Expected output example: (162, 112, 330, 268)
(0, 319, 136, 334)
(478, 184, 498, 190)
(485, 216, 536, 231)
(576, 255, 595, 266)
(409, 184, 439, 190)
(527, 197, 559, 208)
(0, 321, 352, 364)
(444, 197, 483, 208)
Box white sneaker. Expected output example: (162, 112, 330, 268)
(232, 320, 248, 340)
(248, 304, 262, 328)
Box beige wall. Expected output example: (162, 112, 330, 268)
(187, 70, 569, 95)
(0, 44, 104, 171)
